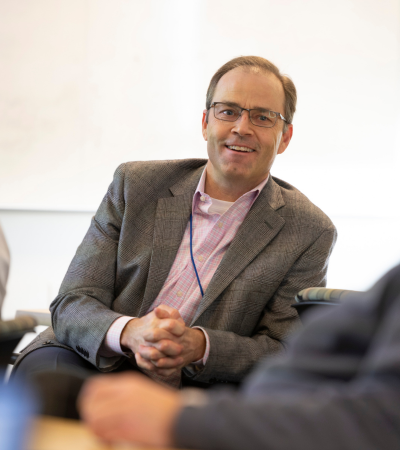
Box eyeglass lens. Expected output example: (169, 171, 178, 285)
(213, 103, 278, 128)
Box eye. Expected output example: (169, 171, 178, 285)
(250, 110, 279, 127)
(254, 113, 273, 122)
(221, 108, 235, 116)
(214, 104, 240, 121)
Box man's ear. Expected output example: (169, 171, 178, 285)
(202, 110, 208, 141)
(277, 124, 293, 155)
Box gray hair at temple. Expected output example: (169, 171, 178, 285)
(206, 55, 297, 133)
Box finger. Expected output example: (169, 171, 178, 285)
(86, 410, 126, 443)
(80, 373, 149, 411)
(155, 368, 180, 377)
(79, 380, 129, 422)
(156, 306, 186, 327)
(156, 305, 182, 321)
(159, 318, 186, 337)
(135, 352, 156, 371)
(78, 375, 116, 410)
(153, 307, 171, 320)
(148, 339, 183, 356)
(138, 344, 165, 361)
(151, 355, 183, 369)
(142, 328, 180, 343)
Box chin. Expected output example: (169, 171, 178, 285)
(223, 168, 250, 180)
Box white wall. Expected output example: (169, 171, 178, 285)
(1, 210, 400, 321)
(1, 0, 399, 212)
(0, 210, 93, 319)
(0, 0, 400, 318)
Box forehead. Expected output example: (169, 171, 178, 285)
(213, 67, 285, 112)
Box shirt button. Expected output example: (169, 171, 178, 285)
(200, 195, 206, 202)
(218, 222, 223, 228)
(198, 255, 204, 262)
(177, 291, 183, 297)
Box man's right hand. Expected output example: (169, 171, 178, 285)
(120, 305, 186, 374)
(79, 372, 182, 447)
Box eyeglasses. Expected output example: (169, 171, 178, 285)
(209, 102, 287, 128)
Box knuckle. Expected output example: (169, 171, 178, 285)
(146, 330, 155, 340)
(159, 341, 168, 352)
(165, 319, 175, 329)
(154, 329, 162, 339)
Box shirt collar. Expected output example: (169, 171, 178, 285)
(193, 167, 270, 212)
(195, 167, 269, 198)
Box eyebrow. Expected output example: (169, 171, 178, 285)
(218, 100, 273, 112)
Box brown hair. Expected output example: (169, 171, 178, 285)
(206, 56, 297, 132)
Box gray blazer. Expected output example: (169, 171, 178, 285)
(15, 159, 337, 384)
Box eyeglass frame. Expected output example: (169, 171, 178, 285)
(208, 102, 288, 128)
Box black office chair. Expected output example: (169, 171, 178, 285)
(0, 316, 37, 369)
(291, 287, 360, 318)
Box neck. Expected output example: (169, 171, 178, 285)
(204, 165, 268, 202)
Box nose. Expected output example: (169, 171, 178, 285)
(230, 110, 254, 136)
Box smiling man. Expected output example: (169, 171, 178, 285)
(15, 56, 336, 392)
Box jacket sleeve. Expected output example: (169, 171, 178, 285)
(50, 164, 127, 370)
(174, 264, 400, 450)
(185, 225, 337, 384)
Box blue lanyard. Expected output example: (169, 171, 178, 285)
(189, 214, 204, 297)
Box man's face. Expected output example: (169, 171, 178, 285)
(202, 67, 293, 190)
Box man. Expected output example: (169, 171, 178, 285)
(14, 56, 336, 388)
(79, 262, 400, 450)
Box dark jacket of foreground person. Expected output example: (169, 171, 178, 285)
(175, 262, 400, 450)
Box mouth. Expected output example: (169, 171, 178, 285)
(226, 145, 255, 153)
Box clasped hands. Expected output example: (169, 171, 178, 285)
(120, 305, 206, 376)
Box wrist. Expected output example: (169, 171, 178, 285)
(120, 318, 140, 352)
(190, 328, 206, 362)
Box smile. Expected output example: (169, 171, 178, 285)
(226, 145, 255, 153)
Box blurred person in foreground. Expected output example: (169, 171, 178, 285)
(14, 56, 336, 389)
(0, 224, 37, 450)
(79, 262, 400, 450)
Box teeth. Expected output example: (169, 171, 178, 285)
(227, 145, 254, 152)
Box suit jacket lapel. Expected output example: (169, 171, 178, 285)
(139, 166, 204, 315)
(190, 176, 286, 325)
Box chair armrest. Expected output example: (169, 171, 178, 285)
(0, 316, 38, 367)
(295, 287, 360, 304)
(15, 309, 51, 326)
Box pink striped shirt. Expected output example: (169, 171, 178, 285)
(100, 168, 269, 383)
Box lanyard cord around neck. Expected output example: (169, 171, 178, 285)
(189, 214, 204, 297)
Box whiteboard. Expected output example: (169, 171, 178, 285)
(0, 0, 399, 216)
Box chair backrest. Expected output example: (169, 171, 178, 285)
(0, 316, 37, 369)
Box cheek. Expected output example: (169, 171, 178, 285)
(206, 127, 219, 150)
(260, 133, 280, 154)
(206, 139, 217, 160)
